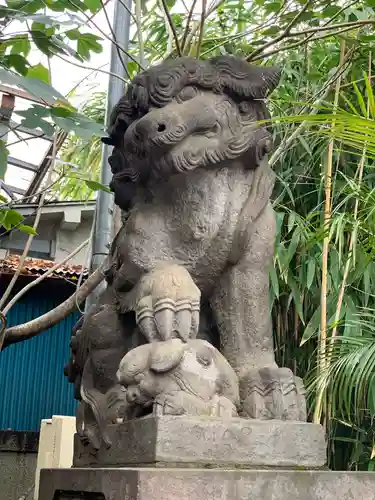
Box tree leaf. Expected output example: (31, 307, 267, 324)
(16, 106, 55, 136)
(66, 28, 80, 40)
(6, 0, 44, 13)
(0, 67, 68, 105)
(77, 33, 103, 60)
(26, 63, 50, 83)
(83, 179, 111, 192)
(2, 54, 29, 75)
(18, 224, 37, 235)
(83, 0, 101, 13)
(10, 34, 31, 57)
(2, 209, 24, 229)
(51, 111, 105, 138)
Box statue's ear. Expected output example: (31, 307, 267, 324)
(209, 56, 281, 99)
(118, 344, 153, 385)
(150, 339, 186, 373)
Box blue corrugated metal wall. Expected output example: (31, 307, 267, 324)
(0, 293, 80, 431)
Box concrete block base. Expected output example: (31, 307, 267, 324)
(73, 416, 326, 469)
(39, 467, 375, 500)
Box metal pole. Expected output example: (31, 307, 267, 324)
(85, 0, 132, 310)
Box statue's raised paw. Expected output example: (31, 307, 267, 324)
(240, 367, 307, 421)
(120, 264, 201, 342)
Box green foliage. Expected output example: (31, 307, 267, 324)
(0, 207, 37, 234)
(54, 91, 105, 200)
(0, 0, 106, 181)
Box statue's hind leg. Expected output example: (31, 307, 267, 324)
(210, 203, 306, 421)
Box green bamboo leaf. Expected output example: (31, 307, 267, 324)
(352, 81, 367, 118)
(83, 179, 111, 193)
(306, 259, 315, 290)
(286, 227, 300, 265)
(363, 266, 371, 307)
(367, 375, 375, 415)
(269, 263, 279, 298)
(287, 211, 296, 234)
(288, 274, 304, 324)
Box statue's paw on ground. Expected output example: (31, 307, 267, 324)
(240, 366, 307, 421)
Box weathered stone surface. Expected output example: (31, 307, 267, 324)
(39, 467, 375, 500)
(73, 416, 326, 469)
(117, 339, 239, 419)
(65, 56, 308, 451)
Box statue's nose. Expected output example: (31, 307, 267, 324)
(134, 115, 168, 140)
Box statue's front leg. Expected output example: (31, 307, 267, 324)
(210, 203, 306, 421)
(120, 263, 201, 342)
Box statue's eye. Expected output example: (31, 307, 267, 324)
(176, 86, 198, 102)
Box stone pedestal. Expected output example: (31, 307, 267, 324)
(39, 468, 375, 500)
(37, 416, 375, 500)
(73, 416, 326, 469)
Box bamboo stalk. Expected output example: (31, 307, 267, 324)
(313, 39, 346, 425)
(330, 52, 372, 342)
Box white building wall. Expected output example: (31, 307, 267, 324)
(55, 218, 92, 266)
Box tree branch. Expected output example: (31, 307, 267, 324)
(66, 0, 143, 70)
(0, 137, 57, 312)
(250, 25, 361, 62)
(247, 0, 311, 60)
(1, 238, 90, 317)
(134, 0, 145, 67)
(160, 0, 182, 56)
(269, 48, 355, 167)
(247, 18, 375, 61)
(54, 53, 127, 83)
(1, 260, 106, 349)
(180, 0, 198, 53)
(99, 0, 131, 77)
(196, 0, 207, 59)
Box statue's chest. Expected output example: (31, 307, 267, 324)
(127, 170, 234, 243)
(117, 168, 252, 279)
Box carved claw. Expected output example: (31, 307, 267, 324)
(123, 264, 201, 342)
(240, 367, 307, 421)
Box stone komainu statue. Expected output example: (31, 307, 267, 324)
(64, 55, 306, 449)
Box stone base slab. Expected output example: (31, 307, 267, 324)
(39, 467, 375, 500)
(73, 416, 326, 469)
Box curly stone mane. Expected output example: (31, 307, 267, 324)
(106, 55, 280, 140)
